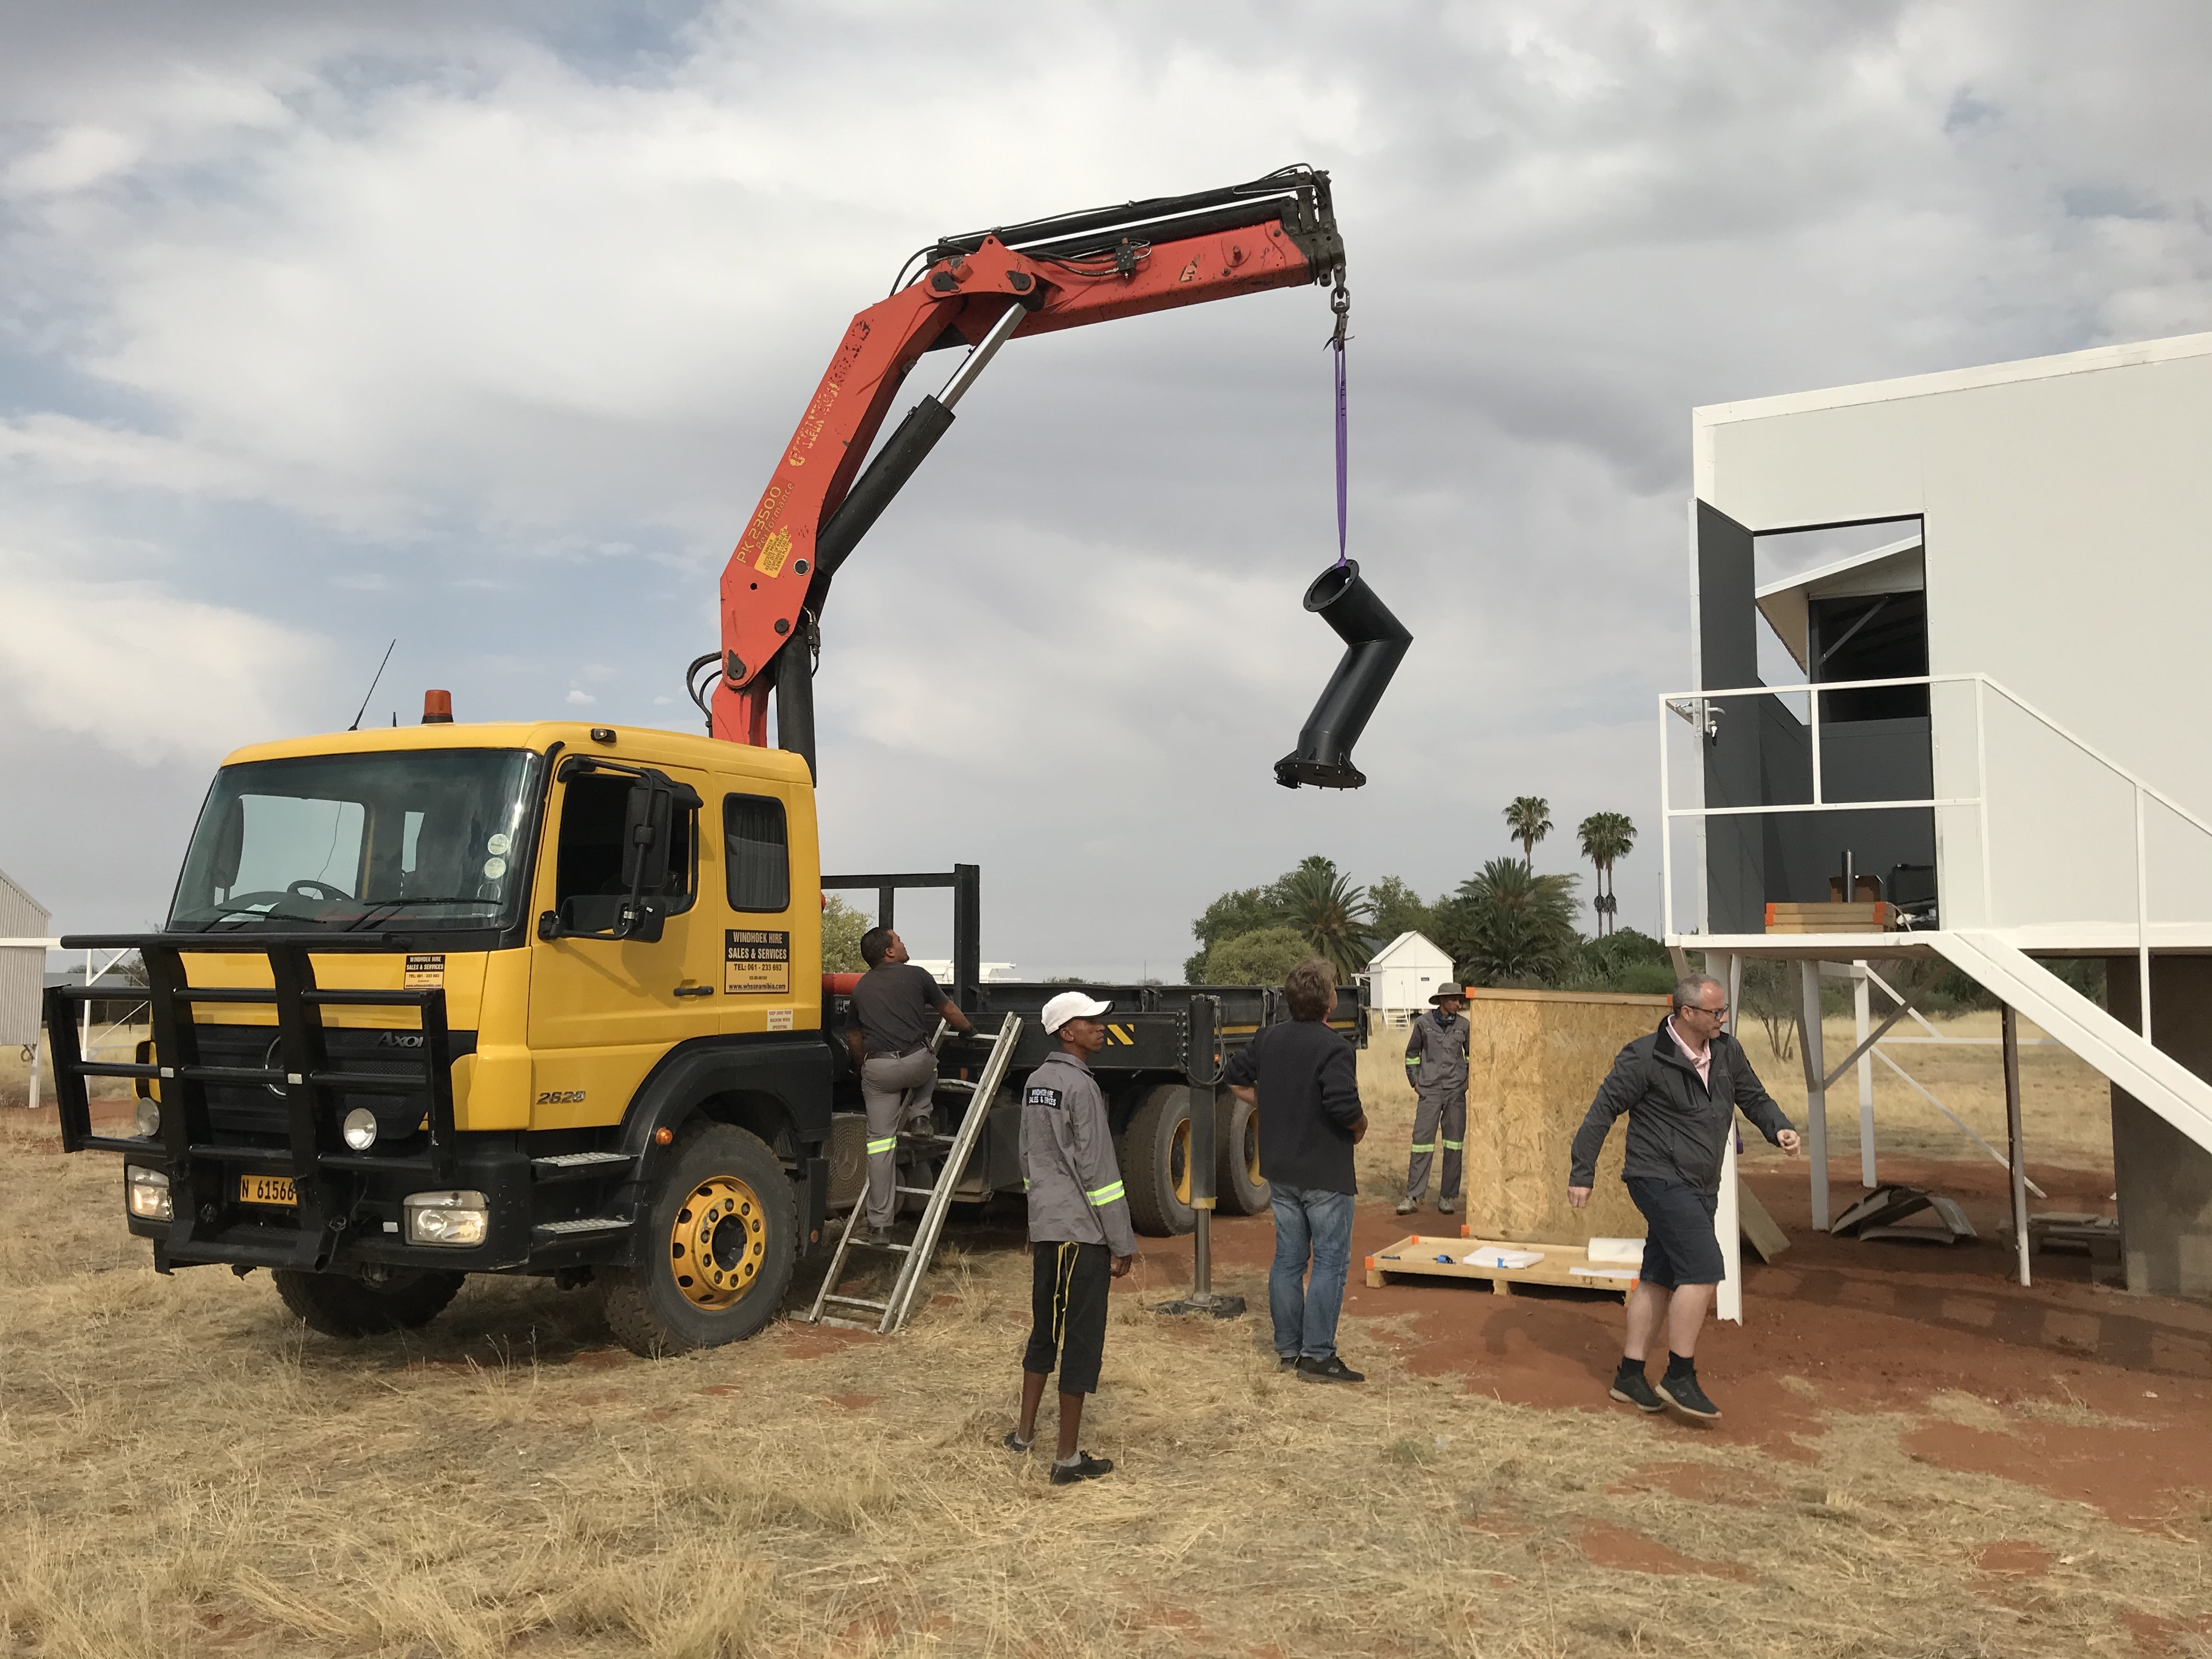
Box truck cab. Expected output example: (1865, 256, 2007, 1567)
(51, 720, 837, 1353)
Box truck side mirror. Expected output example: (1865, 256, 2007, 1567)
(621, 782, 674, 899)
(211, 798, 244, 893)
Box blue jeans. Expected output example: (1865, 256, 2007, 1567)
(1269, 1183, 1354, 1361)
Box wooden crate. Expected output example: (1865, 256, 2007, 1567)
(1457, 987, 1669, 1247)
(1764, 901, 1895, 933)
(1364, 1234, 1636, 1301)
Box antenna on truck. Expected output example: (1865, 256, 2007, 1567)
(347, 640, 397, 732)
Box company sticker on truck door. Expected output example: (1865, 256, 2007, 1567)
(724, 929, 792, 995)
(404, 953, 445, 988)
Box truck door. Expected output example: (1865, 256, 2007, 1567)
(525, 760, 721, 1128)
(712, 781, 819, 1037)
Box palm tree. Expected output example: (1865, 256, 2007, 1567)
(1503, 796, 1552, 863)
(1444, 857, 1581, 985)
(1576, 811, 1638, 936)
(1280, 861, 1374, 982)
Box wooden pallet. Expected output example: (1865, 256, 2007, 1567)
(1363, 1235, 1637, 1300)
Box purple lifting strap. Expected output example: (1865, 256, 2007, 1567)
(1333, 337, 1348, 568)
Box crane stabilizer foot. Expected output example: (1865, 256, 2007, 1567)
(1153, 1291, 1248, 1319)
(1274, 558, 1412, 789)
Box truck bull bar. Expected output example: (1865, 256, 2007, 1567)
(46, 932, 459, 1272)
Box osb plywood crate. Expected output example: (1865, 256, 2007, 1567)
(1461, 987, 1669, 1247)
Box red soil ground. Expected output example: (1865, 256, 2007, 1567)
(1127, 1154, 2212, 1530)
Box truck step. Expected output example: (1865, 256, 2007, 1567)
(532, 1151, 635, 1183)
(534, 1216, 631, 1236)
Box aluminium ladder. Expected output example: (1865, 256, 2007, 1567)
(800, 1011, 1022, 1334)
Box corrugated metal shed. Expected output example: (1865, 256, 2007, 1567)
(1, 866, 53, 1046)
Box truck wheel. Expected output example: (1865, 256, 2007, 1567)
(1119, 1083, 1195, 1238)
(273, 1266, 464, 1337)
(601, 1121, 797, 1357)
(1213, 1088, 1271, 1216)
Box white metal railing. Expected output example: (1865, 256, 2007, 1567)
(1659, 671, 2212, 1043)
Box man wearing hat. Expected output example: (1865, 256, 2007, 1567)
(1006, 990, 1137, 1485)
(1396, 985, 1471, 1217)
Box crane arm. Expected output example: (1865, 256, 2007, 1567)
(708, 166, 1346, 761)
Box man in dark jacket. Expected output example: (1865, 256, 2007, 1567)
(1226, 956, 1369, 1384)
(1568, 974, 1799, 1420)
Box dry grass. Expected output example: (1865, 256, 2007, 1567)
(4, 1102, 2206, 1657)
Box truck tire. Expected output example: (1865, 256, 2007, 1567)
(601, 1121, 797, 1357)
(273, 1265, 464, 1337)
(1213, 1087, 1271, 1216)
(1119, 1083, 1195, 1238)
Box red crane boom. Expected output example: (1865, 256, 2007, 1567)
(702, 166, 1347, 771)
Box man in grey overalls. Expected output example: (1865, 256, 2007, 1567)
(1396, 986, 1470, 1217)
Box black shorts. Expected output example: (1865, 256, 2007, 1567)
(1624, 1177, 1724, 1289)
(1022, 1240, 1109, 1394)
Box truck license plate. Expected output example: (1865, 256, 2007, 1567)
(238, 1173, 298, 1207)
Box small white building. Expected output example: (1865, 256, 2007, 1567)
(2, 866, 54, 1110)
(1362, 932, 1453, 1028)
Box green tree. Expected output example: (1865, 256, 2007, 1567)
(1504, 796, 1552, 862)
(1280, 860, 1373, 981)
(821, 895, 870, 974)
(1444, 857, 1581, 986)
(1201, 926, 1316, 985)
(1575, 811, 1637, 936)
(1562, 928, 1673, 995)
(1367, 874, 1436, 945)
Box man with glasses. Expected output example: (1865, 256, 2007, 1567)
(1567, 974, 1799, 1419)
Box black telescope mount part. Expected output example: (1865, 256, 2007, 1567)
(1274, 559, 1413, 790)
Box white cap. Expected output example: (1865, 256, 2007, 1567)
(1041, 990, 1113, 1034)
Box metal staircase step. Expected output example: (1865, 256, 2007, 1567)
(533, 1150, 631, 1169)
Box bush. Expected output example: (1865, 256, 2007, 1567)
(1201, 927, 1316, 985)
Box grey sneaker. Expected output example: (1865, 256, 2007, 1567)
(1437, 1195, 1459, 1215)
(1395, 1194, 1419, 1216)
(1050, 1451, 1114, 1485)
(1609, 1370, 1664, 1413)
(1655, 1370, 1721, 1420)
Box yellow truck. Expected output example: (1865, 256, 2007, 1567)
(41, 170, 1389, 1355)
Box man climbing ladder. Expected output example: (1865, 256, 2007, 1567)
(1397, 986, 1470, 1217)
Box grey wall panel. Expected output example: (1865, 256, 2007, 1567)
(1698, 501, 1764, 933)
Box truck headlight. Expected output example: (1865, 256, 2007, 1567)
(126, 1166, 173, 1221)
(403, 1189, 488, 1247)
(134, 1098, 161, 1138)
(342, 1108, 379, 1151)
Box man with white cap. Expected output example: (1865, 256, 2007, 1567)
(1005, 989, 1137, 1485)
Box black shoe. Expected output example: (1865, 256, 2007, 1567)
(855, 1225, 896, 1249)
(1395, 1195, 1419, 1216)
(903, 1118, 938, 1139)
(1609, 1370, 1664, 1413)
(1296, 1354, 1366, 1385)
(1002, 1430, 1032, 1454)
(1655, 1370, 1721, 1420)
(1050, 1451, 1114, 1485)
(1278, 1353, 1300, 1370)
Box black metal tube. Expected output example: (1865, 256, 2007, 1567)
(1274, 560, 1412, 789)
(772, 637, 816, 781)
(814, 395, 957, 579)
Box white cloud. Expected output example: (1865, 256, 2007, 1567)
(0, 552, 325, 766)
(564, 688, 596, 707)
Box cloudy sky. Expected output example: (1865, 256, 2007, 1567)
(4, 1, 2210, 975)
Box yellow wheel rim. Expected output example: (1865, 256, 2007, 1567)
(1172, 1116, 1191, 1207)
(668, 1175, 768, 1310)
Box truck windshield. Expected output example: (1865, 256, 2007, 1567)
(169, 749, 540, 933)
